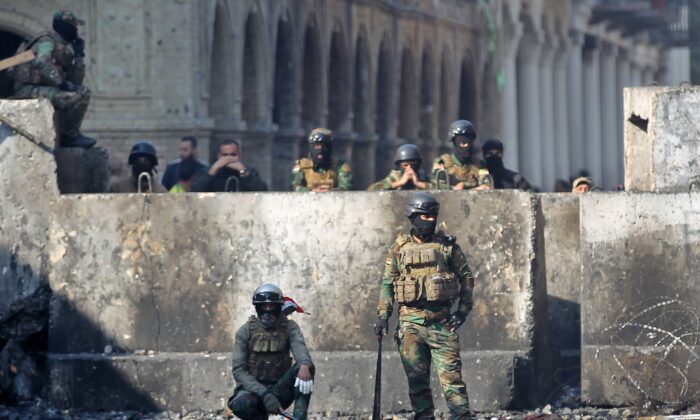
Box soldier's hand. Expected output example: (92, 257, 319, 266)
(374, 317, 388, 338)
(262, 392, 282, 414)
(210, 156, 237, 175)
(453, 182, 465, 191)
(446, 311, 467, 332)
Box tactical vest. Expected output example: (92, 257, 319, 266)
(11, 32, 71, 86)
(393, 235, 460, 304)
(299, 158, 338, 189)
(247, 316, 293, 384)
(440, 154, 482, 188)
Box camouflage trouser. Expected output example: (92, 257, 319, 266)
(228, 364, 311, 420)
(397, 320, 470, 419)
(14, 84, 91, 140)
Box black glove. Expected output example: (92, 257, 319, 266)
(374, 317, 388, 337)
(262, 392, 281, 414)
(71, 38, 85, 58)
(59, 80, 79, 92)
(446, 311, 467, 332)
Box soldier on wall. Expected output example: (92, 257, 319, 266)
(432, 120, 491, 191)
(291, 128, 352, 192)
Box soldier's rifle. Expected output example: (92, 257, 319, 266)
(0, 114, 54, 154)
(371, 336, 382, 420)
(281, 411, 299, 420)
(0, 50, 35, 72)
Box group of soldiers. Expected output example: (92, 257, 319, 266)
(231, 191, 475, 420)
(10, 10, 481, 420)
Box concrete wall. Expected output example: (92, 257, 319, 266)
(624, 87, 700, 192)
(581, 193, 700, 406)
(47, 190, 549, 413)
(0, 100, 57, 314)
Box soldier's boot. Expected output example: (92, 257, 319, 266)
(61, 132, 96, 148)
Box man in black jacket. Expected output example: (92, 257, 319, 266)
(161, 136, 210, 190)
(482, 139, 531, 191)
(192, 140, 268, 192)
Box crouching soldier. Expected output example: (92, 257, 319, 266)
(228, 284, 314, 420)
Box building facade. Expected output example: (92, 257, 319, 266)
(0, 0, 674, 190)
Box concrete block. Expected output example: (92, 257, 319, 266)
(47, 191, 548, 411)
(624, 87, 700, 192)
(54, 147, 110, 194)
(0, 99, 58, 314)
(48, 350, 521, 413)
(581, 193, 700, 406)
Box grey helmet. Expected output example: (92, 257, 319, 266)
(394, 143, 423, 166)
(308, 127, 334, 144)
(447, 120, 476, 144)
(252, 283, 284, 305)
(404, 192, 440, 218)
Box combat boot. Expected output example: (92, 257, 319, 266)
(62, 132, 96, 148)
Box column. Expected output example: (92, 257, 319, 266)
(630, 57, 643, 86)
(517, 33, 544, 188)
(600, 42, 619, 190)
(554, 46, 571, 181)
(616, 51, 631, 188)
(501, 23, 523, 171)
(567, 31, 586, 177)
(540, 43, 557, 191)
(582, 36, 603, 184)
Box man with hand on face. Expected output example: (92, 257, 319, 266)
(291, 128, 352, 192)
(368, 144, 433, 191)
(192, 140, 267, 192)
(228, 284, 314, 420)
(161, 136, 210, 190)
(374, 193, 475, 419)
(109, 141, 167, 193)
(481, 139, 531, 191)
(432, 120, 491, 191)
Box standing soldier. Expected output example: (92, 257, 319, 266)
(432, 120, 490, 190)
(11, 11, 95, 148)
(374, 192, 474, 419)
(228, 284, 314, 420)
(291, 128, 352, 192)
(368, 144, 433, 191)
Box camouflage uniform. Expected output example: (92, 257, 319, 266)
(290, 158, 352, 191)
(431, 153, 492, 190)
(377, 232, 475, 419)
(368, 169, 434, 191)
(12, 11, 90, 144)
(229, 315, 313, 420)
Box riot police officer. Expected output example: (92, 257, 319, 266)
(374, 193, 474, 419)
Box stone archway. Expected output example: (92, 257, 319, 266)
(351, 30, 373, 190)
(458, 54, 478, 123)
(374, 36, 393, 180)
(397, 47, 417, 143)
(420, 46, 436, 163)
(241, 8, 268, 126)
(327, 23, 349, 132)
(438, 47, 453, 153)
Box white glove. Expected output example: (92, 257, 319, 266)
(294, 377, 314, 394)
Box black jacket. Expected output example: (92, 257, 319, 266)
(491, 167, 531, 191)
(191, 168, 268, 192)
(161, 159, 210, 190)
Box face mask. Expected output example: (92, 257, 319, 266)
(485, 155, 504, 172)
(53, 19, 78, 43)
(454, 144, 472, 164)
(411, 216, 437, 240)
(311, 145, 332, 168)
(132, 161, 153, 179)
(256, 304, 282, 329)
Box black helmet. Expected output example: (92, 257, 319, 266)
(252, 283, 285, 305)
(447, 120, 476, 144)
(128, 141, 158, 166)
(394, 144, 423, 165)
(308, 128, 333, 144)
(404, 192, 440, 218)
(482, 139, 504, 154)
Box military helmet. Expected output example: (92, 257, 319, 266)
(128, 141, 158, 166)
(53, 10, 85, 26)
(405, 192, 440, 218)
(394, 144, 423, 165)
(252, 283, 285, 305)
(448, 120, 476, 144)
(308, 128, 333, 144)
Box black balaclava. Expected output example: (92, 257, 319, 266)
(485, 154, 505, 173)
(131, 160, 154, 180)
(410, 214, 437, 241)
(453, 137, 473, 165)
(53, 18, 78, 43)
(311, 144, 332, 169)
(256, 304, 282, 329)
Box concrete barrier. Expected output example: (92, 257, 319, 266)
(581, 193, 700, 406)
(47, 191, 548, 413)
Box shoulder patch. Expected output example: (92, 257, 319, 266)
(298, 158, 314, 170)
